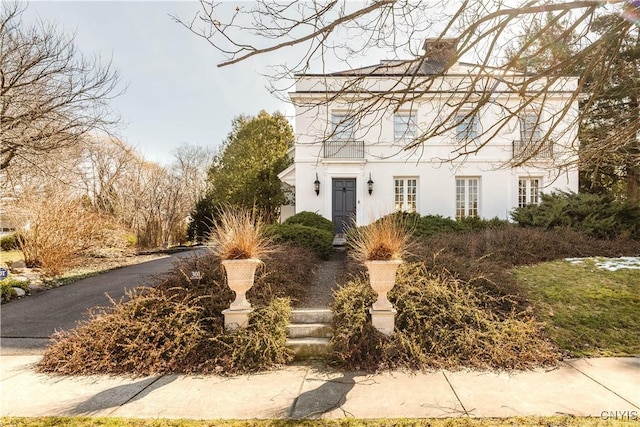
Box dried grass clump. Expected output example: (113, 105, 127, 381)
(37, 246, 318, 375)
(208, 207, 272, 260)
(349, 214, 412, 262)
(331, 263, 560, 371)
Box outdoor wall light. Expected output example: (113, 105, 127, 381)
(314, 173, 320, 196)
(367, 173, 374, 195)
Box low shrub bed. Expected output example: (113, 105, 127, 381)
(333, 225, 640, 370)
(412, 226, 640, 312)
(331, 263, 559, 371)
(267, 223, 333, 259)
(1, 233, 18, 251)
(1, 277, 30, 302)
(38, 246, 320, 375)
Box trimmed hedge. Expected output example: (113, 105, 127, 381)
(369, 212, 509, 238)
(267, 223, 333, 259)
(283, 211, 335, 235)
(511, 191, 640, 239)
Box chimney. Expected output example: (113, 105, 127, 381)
(422, 38, 459, 63)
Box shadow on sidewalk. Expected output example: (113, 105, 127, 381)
(70, 375, 177, 415)
(289, 371, 364, 419)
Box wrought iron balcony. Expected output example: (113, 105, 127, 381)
(323, 140, 365, 159)
(512, 139, 553, 160)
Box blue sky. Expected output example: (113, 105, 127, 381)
(22, 1, 291, 165)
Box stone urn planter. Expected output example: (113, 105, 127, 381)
(221, 258, 261, 310)
(365, 259, 402, 311)
(221, 258, 261, 329)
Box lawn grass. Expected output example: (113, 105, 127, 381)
(0, 249, 24, 263)
(514, 259, 640, 357)
(2, 417, 638, 426)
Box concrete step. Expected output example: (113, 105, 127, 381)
(290, 309, 333, 324)
(287, 323, 333, 339)
(285, 337, 331, 359)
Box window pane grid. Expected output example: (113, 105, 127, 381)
(456, 179, 465, 220)
(332, 114, 356, 140)
(455, 113, 478, 140)
(468, 179, 478, 217)
(520, 113, 542, 142)
(518, 178, 541, 207)
(456, 178, 479, 219)
(407, 179, 417, 212)
(394, 113, 417, 140)
(530, 179, 539, 205)
(518, 179, 527, 208)
(395, 178, 417, 212)
(394, 179, 404, 211)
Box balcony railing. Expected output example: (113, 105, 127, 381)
(323, 140, 365, 159)
(512, 139, 553, 160)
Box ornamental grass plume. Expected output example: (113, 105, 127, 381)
(208, 206, 272, 260)
(348, 213, 413, 262)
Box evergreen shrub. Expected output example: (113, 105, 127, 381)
(1, 233, 17, 251)
(283, 211, 336, 235)
(267, 223, 333, 259)
(511, 191, 640, 239)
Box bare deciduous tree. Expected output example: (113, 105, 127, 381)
(171, 143, 215, 211)
(0, 2, 121, 172)
(176, 0, 639, 199)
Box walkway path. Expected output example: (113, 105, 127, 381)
(1, 355, 638, 419)
(294, 249, 347, 309)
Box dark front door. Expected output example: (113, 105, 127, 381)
(332, 178, 356, 234)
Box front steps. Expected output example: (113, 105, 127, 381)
(286, 309, 333, 359)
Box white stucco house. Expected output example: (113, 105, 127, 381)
(278, 39, 579, 233)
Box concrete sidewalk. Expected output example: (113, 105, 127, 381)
(1, 355, 638, 420)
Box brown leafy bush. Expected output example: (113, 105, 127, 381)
(331, 263, 560, 371)
(38, 246, 319, 375)
(13, 194, 129, 276)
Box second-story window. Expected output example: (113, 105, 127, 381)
(520, 113, 542, 142)
(332, 114, 357, 140)
(455, 112, 479, 140)
(394, 113, 417, 140)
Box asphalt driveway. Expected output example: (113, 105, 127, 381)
(0, 248, 206, 354)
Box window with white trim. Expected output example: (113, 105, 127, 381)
(456, 177, 479, 219)
(332, 114, 356, 140)
(394, 178, 417, 213)
(518, 178, 541, 208)
(520, 113, 542, 142)
(394, 113, 417, 140)
(455, 112, 479, 140)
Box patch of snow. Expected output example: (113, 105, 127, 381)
(564, 256, 640, 271)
